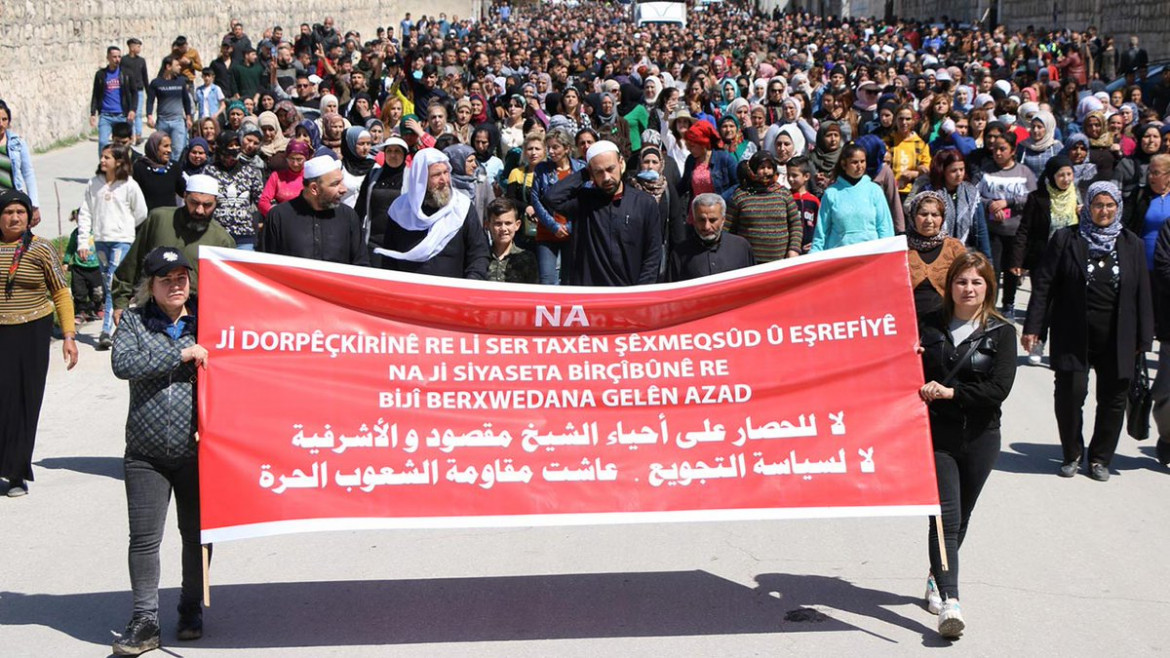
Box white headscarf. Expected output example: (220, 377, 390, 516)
(378, 148, 471, 263)
(763, 123, 807, 160)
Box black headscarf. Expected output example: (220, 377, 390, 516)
(617, 82, 642, 117)
(1, 190, 34, 299)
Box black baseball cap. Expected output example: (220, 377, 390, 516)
(143, 247, 193, 277)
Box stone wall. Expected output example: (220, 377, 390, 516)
(893, 0, 1170, 62)
(0, 0, 479, 151)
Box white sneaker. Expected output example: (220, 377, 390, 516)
(924, 574, 942, 614)
(938, 598, 965, 639)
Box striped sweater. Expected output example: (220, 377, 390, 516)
(0, 236, 74, 333)
(724, 185, 802, 263)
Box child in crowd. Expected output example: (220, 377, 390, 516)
(62, 208, 104, 325)
(195, 69, 226, 121)
(485, 197, 538, 284)
(786, 156, 821, 254)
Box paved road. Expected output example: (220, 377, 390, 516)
(4, 140, 1170, 657)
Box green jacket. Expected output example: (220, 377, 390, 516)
(112, 206, 235, 309)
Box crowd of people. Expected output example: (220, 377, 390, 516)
(2, 1, 1170, 652)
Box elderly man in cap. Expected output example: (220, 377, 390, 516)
(543, 140, 662, 286)
(262, 155, 367, 265)
(111, 174, 236, 335)
(376, 147, 489, 279)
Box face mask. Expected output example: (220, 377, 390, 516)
(636, 169, 660, 182)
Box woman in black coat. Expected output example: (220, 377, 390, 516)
(1023, 181, 1154, 481)
(918, 251, 1018, 640)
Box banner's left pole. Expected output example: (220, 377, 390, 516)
(934, 515, 949, 572)
(202, 545, 211, 606)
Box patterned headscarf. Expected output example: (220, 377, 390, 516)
(1079, 181, 1124, 257)
(905, 190, 950, 252)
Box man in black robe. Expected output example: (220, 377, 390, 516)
(542, 140, 662, 286)
(262, 155, 368, 265)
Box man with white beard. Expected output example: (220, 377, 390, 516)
(376, 148, 489, 279)
(667, 193, 755, 282)
(262, 155, 368, 265)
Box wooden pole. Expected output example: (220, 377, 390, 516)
(934, 515, 949, 572)
(202, 543, 211, 604)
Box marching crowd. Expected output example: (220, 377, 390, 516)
(2, 0, 1170, 651)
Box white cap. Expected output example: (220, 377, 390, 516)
(377, 136, 409, 153)
(585, 140, 620, 163)
(303, 155, 341, 179)
(185, 174, 219, 196)
(308, 74, 323, 85)
(935, 70, 953, 82)
(994, 79, 1012, 95)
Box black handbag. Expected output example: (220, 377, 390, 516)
(1127, 361, 1153, 440)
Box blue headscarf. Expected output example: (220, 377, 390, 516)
(297, 120, 321, 150)
(855, 134, 887, 178)
(1079, 181, 1124, 257)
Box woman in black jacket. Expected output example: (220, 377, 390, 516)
(919, 251, 1018, 640)
(1023, 181, 1154, 481)
(110, 247, 209, 655)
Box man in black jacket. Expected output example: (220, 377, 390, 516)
(263, 156, 368, 266)
(90, 46, 138, 154)
(543, 141, 662, 286)
(122, 38, 150, 144)
(668, 194, 754, 282)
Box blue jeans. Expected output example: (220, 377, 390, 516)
(124, 454, 206, 619)
(535, 241, 566, 285)
(98, 113, 128, 153)
(233, 236, 256, 251)
(155, 116, 188, 164)
(134, 94, 146, 139)
(96, 241, 131, 335)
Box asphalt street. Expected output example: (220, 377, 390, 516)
(2, 136, 1169, 657)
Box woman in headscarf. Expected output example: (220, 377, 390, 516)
(811, 143, 894, 252)
(469, 93, 491, 126)
(725, 151, 802, 263)
(1023, 181, 1153, 481)
(365, 118, 386, 165)
(294, 119, 322, 151)
(1082, 111, 1120, 182)
(715, 78, 739, 117)
(1017, 110, 1061, 178)
(643, 76, 662, 109)
(909, 149, 992, 257)
(452, 98, 474, 145)
(762, 123, 806, 189)
(718, 115, 756, 163)
(1010, 155, 1081, 364)
(443, 142, 495, 237)
(1116, 123, 1163, 199)
(132, 132, 182, 211)
(257, 109, 288, 161)
(356, 136, 409, 266)
(679, 120, 738, 204)
(180, 137, 211, 178)
(274, 100, 300, 138)
(904, 190, 968, 319)
(856, 134, 906, 234)
(779, 96, 818, 146)
(1060, 134, 1099, 199)
(628, 144, 685, 262)
(809, 122, 845, 193)
(618, 82, 649, 153)
(724, 98, 759, 148)
(471, 126, 505, 183)
(346, 92, 375, 128)
(339, 127, 374, 208)
(0, 190, 78, 498)
(530, 129, 584, 285)
(586, 92, 632, 159)
(319, 112, 346, 158)
(259, 140, 310, 218)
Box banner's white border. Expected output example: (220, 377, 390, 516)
(202, 504, 939, 543)
(199, 236, 908, 296)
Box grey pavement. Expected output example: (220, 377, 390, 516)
(30, 135, 107, 242)
(4, 143, 1170, 656)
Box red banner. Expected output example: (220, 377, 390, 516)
(197, 238, 939, 543)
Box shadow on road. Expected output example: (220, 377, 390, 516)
(34, 456, 123, 480)
(0, 570, 939, 648)
(1001, 442, 1160, 475)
